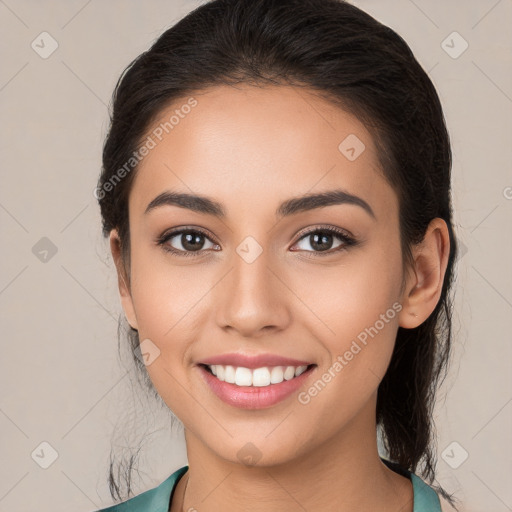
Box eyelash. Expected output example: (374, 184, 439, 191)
(155, 225, 358, 258)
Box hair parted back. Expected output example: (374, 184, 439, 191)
(98, 0, 457, 505)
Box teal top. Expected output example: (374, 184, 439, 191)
(96, 459, 441, 511)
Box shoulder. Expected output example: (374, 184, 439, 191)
(410, 473, 443, 512)
(95, 466, 189, 512)
(381, 458, 443, 512)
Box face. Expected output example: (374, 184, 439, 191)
(113, 84, 411, 467)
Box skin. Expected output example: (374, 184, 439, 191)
(109, 84, 450, 512)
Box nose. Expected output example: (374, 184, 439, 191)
(214, 243, 291, 338)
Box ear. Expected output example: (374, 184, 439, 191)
(398, 218, 450, 329)
(109, 229, 138, 330)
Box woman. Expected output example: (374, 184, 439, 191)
(95, 0, 458, 510)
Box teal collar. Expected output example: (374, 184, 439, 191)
(97, 461, 441, 511)
(381, 457, 442, 511)
(95, 466, 188, 511)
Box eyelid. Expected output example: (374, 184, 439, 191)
(293, 224, 355, 242)
(157, 225, 217, 243)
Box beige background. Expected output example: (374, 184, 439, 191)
(0, 1, 511, 511)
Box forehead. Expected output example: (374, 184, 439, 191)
(129, 84, 395, 220)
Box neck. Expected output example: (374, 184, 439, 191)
(176, 399, 413, 512)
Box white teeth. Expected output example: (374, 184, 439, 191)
(206, 364, 310, 387)
(252, 367, 271, 387)
(270, 366, 284, 384)
(283, 366, 296, 380)
(224, 365, 236, 384)
(235, 367, 253, 386)
(295, 365, 307, 377)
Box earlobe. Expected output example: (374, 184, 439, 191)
(398, 218, 450, 329)
(109, 229, 139, 330)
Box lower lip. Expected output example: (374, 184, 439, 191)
(198, 364, 316, 409)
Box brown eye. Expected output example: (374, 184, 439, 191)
(176, 232, 208, 251)
(157, 228, 218, 257)
(291, 227, 357, 256)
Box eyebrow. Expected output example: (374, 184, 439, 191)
(144, 188, 376, 220)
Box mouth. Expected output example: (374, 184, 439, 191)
(199, 363, 315, 387)
(197, 363, 317, 409)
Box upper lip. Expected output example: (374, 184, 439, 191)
(198, 353, 314, 369)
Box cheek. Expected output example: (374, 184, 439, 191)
(289, 248, 403, 403)
(126, 250, 210, 412)
(292, 247, 403, 344)
(126, 246, 207, 371)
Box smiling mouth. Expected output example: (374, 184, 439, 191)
(199, 363, 316, 387)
